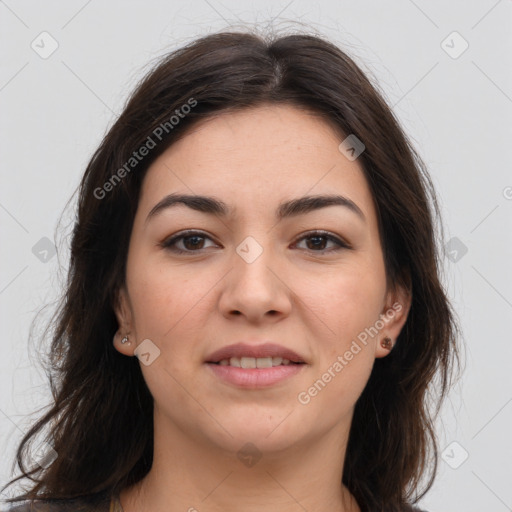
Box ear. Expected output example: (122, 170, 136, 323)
(112, 285, 135, 356)
(374, 275, 412, 359)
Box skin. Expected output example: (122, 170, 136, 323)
(113, 104, 411, 512)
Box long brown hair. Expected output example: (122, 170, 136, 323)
(2, 29, 461, 512)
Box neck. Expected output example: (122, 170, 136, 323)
(120, 409, 361, 512)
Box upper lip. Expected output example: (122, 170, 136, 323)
(205, 342, 306, 363)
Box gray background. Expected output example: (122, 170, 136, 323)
(1, 1, 511, 510)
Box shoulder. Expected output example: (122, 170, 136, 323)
(2, 489, 113, 512)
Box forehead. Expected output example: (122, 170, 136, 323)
(137, 104, 377, 226)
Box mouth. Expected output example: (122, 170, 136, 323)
(204, 342, 307, 388)
(208, 356, 304, 368)
(205, 342, 307, 366)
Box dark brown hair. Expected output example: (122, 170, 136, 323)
(2, 29, 461, 512)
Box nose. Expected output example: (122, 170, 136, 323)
(218, 236, 293, 324)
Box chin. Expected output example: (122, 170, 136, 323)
(213, 414, 308, 449)
(212, 428, 304, 459)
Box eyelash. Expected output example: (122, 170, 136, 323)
(160, 229, 351, 255)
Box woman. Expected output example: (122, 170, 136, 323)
(2, 29, 460, 512)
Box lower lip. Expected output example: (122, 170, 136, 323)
(206, 363, 305, 388)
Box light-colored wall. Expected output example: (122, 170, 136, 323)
(1, 1, 511, 511)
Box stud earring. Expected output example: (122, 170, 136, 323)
(121, 335, 130, 345)
(381, 337, 393, 350)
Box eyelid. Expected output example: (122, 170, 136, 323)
(160, 229, 351, 254)
(292, 229, 352, 251)
(159, 229, 220, 253)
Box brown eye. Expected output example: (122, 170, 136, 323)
(161, 231, 217, 254)
(181, 235, 206, 250)
(160, 229, 350, 255)
(294, 231, 350, 253)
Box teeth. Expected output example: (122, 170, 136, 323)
(241, 357, 256, 368)
(216, 356, 296, 367)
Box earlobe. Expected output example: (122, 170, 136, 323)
(113, 330, 134, 356)
(380, 336, 393, 351)
(112, 286, 135, 356)
(375, 280, 412, 359)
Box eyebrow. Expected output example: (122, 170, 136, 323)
(145, 192, 366, 225)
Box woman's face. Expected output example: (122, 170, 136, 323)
(114, 104, 410, 456)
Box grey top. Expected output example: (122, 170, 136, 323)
(3, 489, 428, 511)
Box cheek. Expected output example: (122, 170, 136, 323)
(298, 349, 374, 422)
(296, 270, 382, 414)
(126, 262, 210, 408)
(301, 263, 386, 345)
(126, 253, 214, 337)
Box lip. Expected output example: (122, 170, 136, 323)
(205, 342, 307, 389)
(205, 342, 306, 364)
(206, 363, 304, 388)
